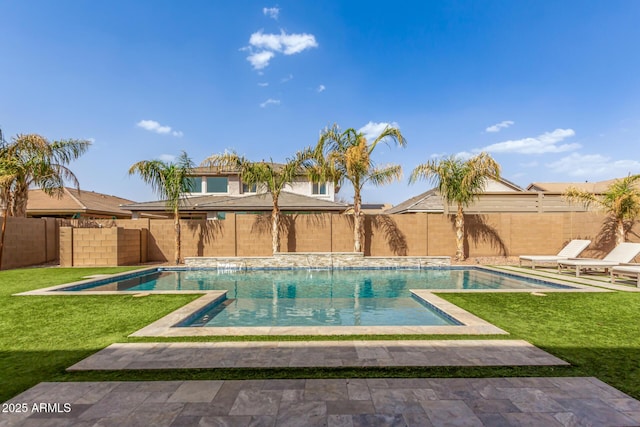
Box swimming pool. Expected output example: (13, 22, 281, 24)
(57, 268, 571, 328)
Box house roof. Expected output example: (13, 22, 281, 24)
(121, 195, 235, 211)
(27, 188, 135, 218)
(384, 189, 444, 214)
(122, 191, 347, 212)
(526, 179, 619, 193)
(386, 177, 523, 214)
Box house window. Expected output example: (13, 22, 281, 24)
(206, 177, 228, 193)
(185, 177, 202, 193)
(242, 182, 258, 193)
(312, 182, 327, 195)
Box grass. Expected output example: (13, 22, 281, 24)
(1, 267, 639, 402)
(0, 267, 199, 402)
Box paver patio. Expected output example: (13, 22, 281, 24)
(67, 340, 568, 371)
(3, 377, 640, 426)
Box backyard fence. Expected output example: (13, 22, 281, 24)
(58, 211, 633, 266)
(2, 211, 637, 269)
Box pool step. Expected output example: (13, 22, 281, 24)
(67, 340, 568, 371)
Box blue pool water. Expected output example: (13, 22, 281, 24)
(61, 268, 570, 328)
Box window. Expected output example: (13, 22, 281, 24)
(206, 177, 228, 193)
(185, 177, 202, 193)
(312, 182, 327, 195)
(242, 182, 258, 193)
(206, 212, 226, 220)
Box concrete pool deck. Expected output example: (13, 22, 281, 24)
(4, 377, 640, 426)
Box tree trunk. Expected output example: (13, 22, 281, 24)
(11, 181, 28, 217)
(353, 191, 362, 252)
(616, 218, 626, 245)
(271, 198, 280, 254)
(455, 204, 465, 261)
(0, 205, 7, 270)
(0, 188, 11, 269)
(174, 207, 181, 264)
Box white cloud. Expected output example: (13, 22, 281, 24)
(246, 50, 275, 70)
(257, 82, 269, 87)
(249, 30, 318, 55)
(486, 120, 514, 133)
(358, 121, 399, 143)
(136, 119, 182, 137)
(260, 98, 281, 108)
(317, 84, 326, 93)
(158, 154, 176, 163)
(480, 129, 580, 154)
(547, 153, 640, 178)
(243, 30, 318, 70)
(263, 7, 279, 20)
(281, 73, 293, 83)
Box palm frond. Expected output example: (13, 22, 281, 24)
(367, 165, 403, 188)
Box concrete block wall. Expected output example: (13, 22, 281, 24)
(10, 210, 640, 270)
(236, 214, 272, 256)
(117, 228, 141, 265)
(0, 217, 57, 270)
(58, 226, 142, 267)
(71, 227, 118, 266)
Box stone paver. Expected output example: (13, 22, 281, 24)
(3, 378, 639, 426)
(67, 340, 568, 371)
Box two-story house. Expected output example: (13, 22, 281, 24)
(123, 165, 344, 219)
(182, 165, 336, 201)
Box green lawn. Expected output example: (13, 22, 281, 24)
(1, 267, 639, 403)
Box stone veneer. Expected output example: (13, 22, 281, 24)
(184, 252, 450, 269)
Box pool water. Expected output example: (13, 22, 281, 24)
(63, 268, 567, 328)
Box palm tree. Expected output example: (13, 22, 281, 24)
(310, 124, 406, 252)
(129, 151, 195, 264)
(0, 134, 91, 217)
(564, 174, 640, 245)
(409, 152, 501, 261)
(201, 151, 308, 254)
(0, 148, 19, 269)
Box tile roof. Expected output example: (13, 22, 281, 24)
(526, 178, 624, 193)
(384, 189, 443, 214)
(123, 192, 347, 212)
(27, 188, 135, 217)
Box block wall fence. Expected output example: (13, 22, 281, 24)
(0, 217, 58, 270)
(1, 212, 638, 269)
(60, 212, 638, 266)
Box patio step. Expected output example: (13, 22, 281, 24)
(67, 340, 568, 371)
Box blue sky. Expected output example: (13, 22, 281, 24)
(2, 1, 640, 204)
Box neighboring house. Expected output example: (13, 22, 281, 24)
(183, 166, 336, 201)
(526, 179, 621, 193)
(122, 191, 347, 219)
(386, 177, 525, 214)
(26, 188, 135, 219)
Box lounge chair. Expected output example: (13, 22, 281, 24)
(519, 239, 591, 269)
(611, 264, 640, 287)
(557, 242, 640, 277)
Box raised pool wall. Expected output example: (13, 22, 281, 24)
(184, 252, 451, 269)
